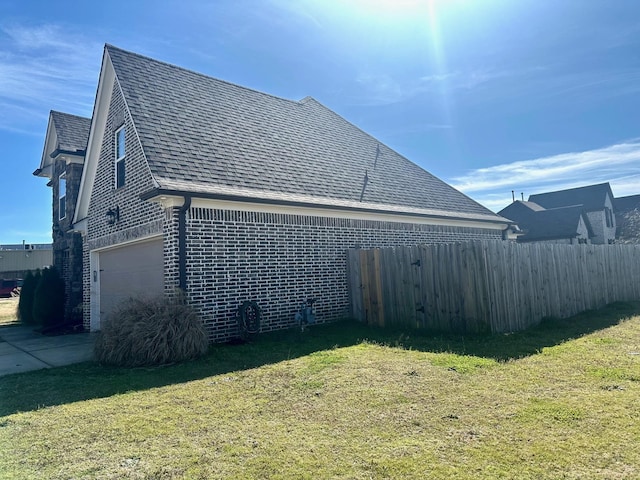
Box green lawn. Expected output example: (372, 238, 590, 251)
(1, 302, 640, 479)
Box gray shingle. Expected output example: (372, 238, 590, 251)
(50, 111, 91, 153)
(528, 183, 613, 212)
(499, 202, 593, 241)
(106, 45, 502, 221)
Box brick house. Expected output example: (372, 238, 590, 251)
(498, 201, 593, 244)
(499, 183, 617, 245)
(34, 111, 91, 323)
(45, 45, 509, 342)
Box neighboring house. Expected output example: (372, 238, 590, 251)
(41, 45, 509, 342)
(615, 194, 640, 244)
(0, 244, 53, 280)
(498, 202, 593, 244)
(34, 111, 91, 322)
(528, 183, 616, 245)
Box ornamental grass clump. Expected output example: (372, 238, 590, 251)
(94, 293, 209, 367)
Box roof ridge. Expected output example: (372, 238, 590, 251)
(530, 182, 611, 197)
(105, 44, 309, 107)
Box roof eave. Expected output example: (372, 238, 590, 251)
(140, 187, 509, 227)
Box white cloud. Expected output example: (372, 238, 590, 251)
(0, 24, 102, 132)
(450, 140, 640, 211)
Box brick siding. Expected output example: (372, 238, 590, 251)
(52, 154, 85, 322)
(184, 207, 501, 342)
(82, 82, 164, 328)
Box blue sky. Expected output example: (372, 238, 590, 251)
(1, 0, 639, 244)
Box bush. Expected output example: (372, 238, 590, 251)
(17, 269, 41, 325)
(94, 293, 209, 367)
(32, 267, 65, 328)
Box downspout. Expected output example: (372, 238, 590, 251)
(178, 195, 192, 291)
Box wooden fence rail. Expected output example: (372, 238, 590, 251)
(347, 241, 640, 333)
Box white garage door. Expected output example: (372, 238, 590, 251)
(99, 237, 164, 322)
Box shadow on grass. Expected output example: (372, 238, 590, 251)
(1, 301, 638, 417)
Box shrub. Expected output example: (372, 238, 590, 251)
(17, 269, 41, 325)
(32, 267, 65, 328)
(94, 293, 209, 367)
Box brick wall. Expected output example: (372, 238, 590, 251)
(184, 207, 501, 342)
(82, 82, 164, 328)
(51, 152, 85, 322)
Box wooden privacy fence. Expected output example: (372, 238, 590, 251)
(347, 241, 640, 334)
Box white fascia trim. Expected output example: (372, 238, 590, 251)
(37, 117, 57, 178)
(73, 50, 115, 225)
(149, 194, 509, 231)
(62, 154, 85, 165)
(72, 217, 88, 234)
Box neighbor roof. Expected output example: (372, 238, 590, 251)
(497, 200, 544, 223)
(528, 183, 614, 212)
(517, 205, 593, 241)
(614, 194, 640, 213)
(50, 111, 91, 154)
(105, 45, 503, 223)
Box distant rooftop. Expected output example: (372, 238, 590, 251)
(0, 243, 52, 251)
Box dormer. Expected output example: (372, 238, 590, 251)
(34, 111, 91, 181)
(34, 111, 91, 232)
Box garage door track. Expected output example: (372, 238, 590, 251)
(0, 325, 96, 377)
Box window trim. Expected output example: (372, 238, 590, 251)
(115, 125, 126, 188)
(59, 172, 67, 220)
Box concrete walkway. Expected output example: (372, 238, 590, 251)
(0, 325, 96, 377)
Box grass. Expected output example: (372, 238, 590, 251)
(1, 302, 640, 479)
(0, 297, 18, 326)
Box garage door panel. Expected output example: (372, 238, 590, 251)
(100, 238, 164, 321)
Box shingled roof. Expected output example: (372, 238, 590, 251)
(517, 205, 593, 241)
(105, 45, 502, 223)
(497, 200, 544, 223)
(35, 111, 91, 180)
(528, 183, 614, 212)
(50, 111, 91, 154)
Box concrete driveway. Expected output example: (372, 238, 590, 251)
(0, 325, 96, 377)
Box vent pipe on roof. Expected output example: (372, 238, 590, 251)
(521, 192, 524, 201)
(512, 190, 515, 202)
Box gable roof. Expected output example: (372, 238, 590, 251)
(528, 183, 614, 212)
(50, 111, 91, 154)
(497, 200, 544, 223)
(35, 111, 91, 180)
(498, 200, 594, 241)
(527, 206, 593, 241)
(518, 205, 593, 241)
(99, 45, 503, 224)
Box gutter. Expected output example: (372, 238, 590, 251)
(178, 195, 192, 291)
(140, 188, 508, 227)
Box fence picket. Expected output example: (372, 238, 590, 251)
(348, 241, 640, 333)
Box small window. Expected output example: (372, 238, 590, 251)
(115, 126, 126, 188)
(59, 172, 66, 220)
